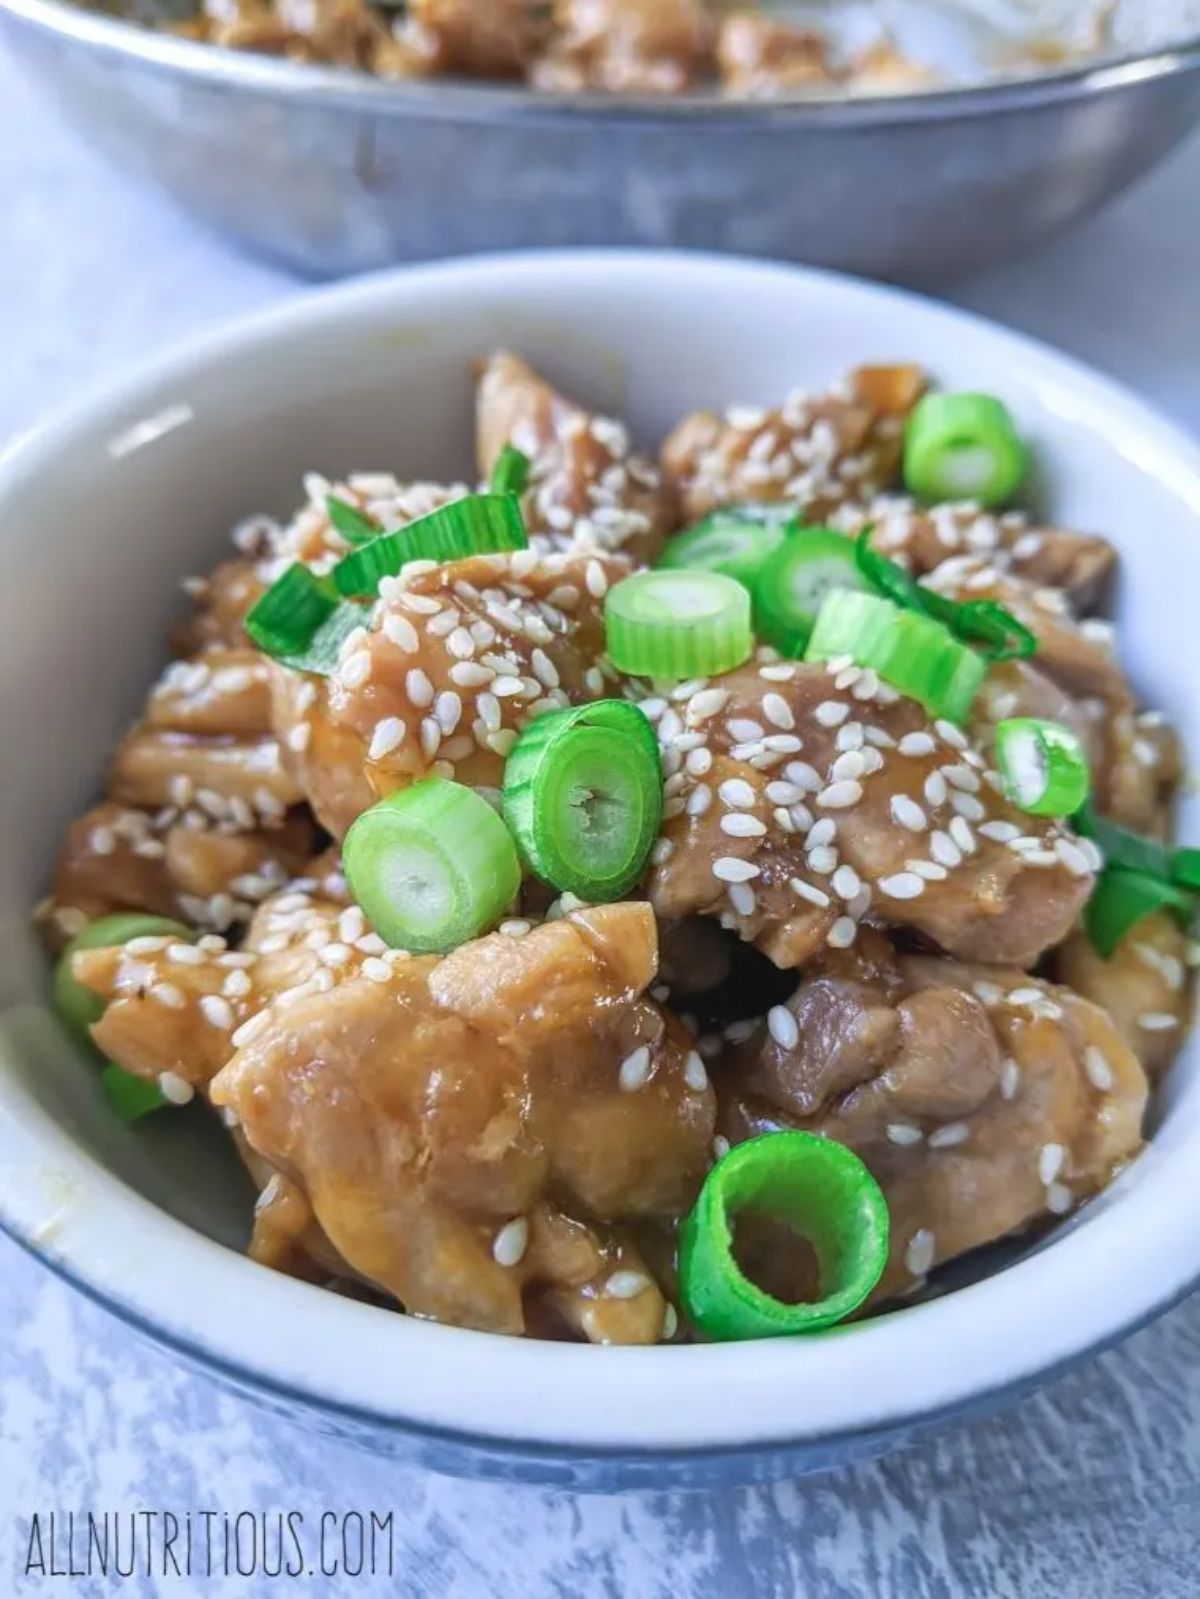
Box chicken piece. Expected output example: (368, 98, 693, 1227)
(845, 38, 939, 95)
(146, 647, 273, 738)
(476, 351, 677, 565)
(109, 728, 302, 819)
(273, 547, 627, 837)
(721, 934, 1147, 1300)
(1055, 913, 1194, 1080)
(171, 559, 264, 655)
(391, 0, 545, 78)
(1104, 708, 1182, 837)
(716, 10, 834, 96)
(645, 659, 1093, 969)
(201, 902, 713, 1340)
(830, 496, 1116, 612)
(661, 365, 926, 525)
(532, 0, 715, 95)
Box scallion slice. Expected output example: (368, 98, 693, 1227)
(659, 505, 794, 591)
(343, 778, 521, 954)
(333, 494, 527, 597)
(1171, 848, 1200, 893)
(1074, 803, 1171, 880)
(490, 444, 532, 497)
(679, 1131, 889, 1342)
(55, 913, 193, 1043)
(327, 495, 378, 546)
(904, 393, 1028, 508)
(995, 717, 1091, 817)
(245, 563, 368, 677)
(806, 589, 987, 723)
(502, 701, 662, 901)
(605, 570, 752, 679)
(754, 526, 871, 656)
(102, 1063, 169, 1122)
(1084, 867, 1195, 959)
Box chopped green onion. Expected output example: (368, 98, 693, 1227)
(995, 717, 1091, 818)
(343, 778, 521, 954)
(1084, 867, 1195, 959)
(102, 1064, 169, 1122)
(678, 1131, 889, 1342)
(55, 913, 193, 1043)
(327, 495, 378, 546)
(854, 531, 1035, 664)
(1171, 848, 1200, 893)
(659, 505, 794, 591)
(754, 526, 872, 657)
(334, 494, 527, 597)
(502, 702, 662, 901)
(605, 570, 752, 680)
(490, 444, 531, 497)
(245, 563, 368, 677)
(904, 393, 1028, 508)
(806, 589, 987, 723)
(1074, 803, 1171, 881)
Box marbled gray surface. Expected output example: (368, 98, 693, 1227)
(1, 44, 1199, 1596)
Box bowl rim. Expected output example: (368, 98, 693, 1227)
(4, 0, 1200, 124)
(2, 248, 1200, 1461)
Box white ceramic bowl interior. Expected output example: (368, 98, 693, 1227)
(1, 252, 1198, 1472)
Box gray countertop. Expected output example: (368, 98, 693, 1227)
(1, 47, 1199, 1597)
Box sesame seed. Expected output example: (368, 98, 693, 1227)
(924, 771, 948, 807)
(158, 1071, 194, 1106)
(887, 1123, 923, 1147)
(223, 969, 253, 998)
(929, 831, 962, 869)
(152, 982, 186, 1009)
(712, 1135, 731, 1160)
(651, 838, 674, 866)
(999, 1058, 1021, 1099)
(1046, 1183, 1074, 1215)
(1084, 1046, 1115, 1091)
(231, 1010, 271, 1048)
(950, 791, 986, 822)
(382, 613, 419, 653)
(898, 732, 936, 758)
(817, 780, 863, 810)
(790, 878, 831, 908)
(784, 761, 822, 792)
(719, 778, 757, 809)
(405, 669, 434, 708)
(684, 1052, 709, 1092)
(836, 722, 865, 752)
(606, 1270, 650, 1301)
(492, 1217, 529, 1268)
(713, 857, 760, 883)
(878, 872, 926, 900)
(907, 860, 948, 882)
(807, 845, 838, 875)
(832, 864, 861, 900)
(340, 652, 372, 690)
(1139, 1012, 1180, 1032)
(686, 747, 713, 777)
(362, 957, 392, 983)
(765, 781, 803, 805)
(688, 688, 730, 722)
(199, 994, 234, 1030)
(728, 883, 757, 917)
(948, 816, 977, 855)
(721, 814, 767, 838)
(768, 1006, 799, 1049)
(928, 1122, 969, 1149)
(662, 1304, 679, 1340)
(942, 764, 981, 794)
(729, 718, 765, 743)
(831, 751, 866, 783)
(686, 785, 713, 819)
(492, 676, 525, 698)
(286, 724, 311, 754)
(368, 717, 406, 760)
(1038, 1143, 1065, 1184)
(979, 819, 1021, 843)
(827, 916, 857, 949)
(762, 694, 795, 730)
(905, 1229, 935, 1277)
(815, 701, 849, 728)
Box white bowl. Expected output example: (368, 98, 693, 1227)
(2, 251, 1198, 1490)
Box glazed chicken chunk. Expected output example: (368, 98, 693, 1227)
(645, 659, 1094, 969)
(476, 351, 677, 565)
(532, 0, 715, 94)
(661, 364, 926, 525)
(721, 933, 1147, 1298)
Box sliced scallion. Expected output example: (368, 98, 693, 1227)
(605, 570, 752, 680)
(334, 494, 527, 597)
(1084, 867, 1195, 959)
(245, 563, 368, 677)
(806, 589, 987, 723)
(102, 1063, 169, 1122)
(502, 701, 662, 901)
(343, 778, 521, 954)
(490, 444, 532, 497)
(995, 717, 1091, 818)
(327, 495, 378, 546)
(754, 526, 871, 657)
(659, 505, 794, 592)
(678, 1131, 889, 1342)
(904, 393, 1028, 508)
